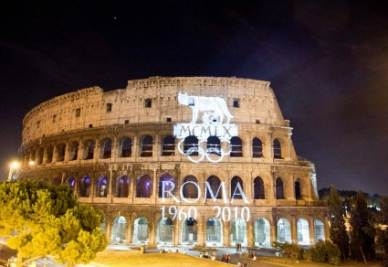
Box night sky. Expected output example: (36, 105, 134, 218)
(1, 1, 388, 195)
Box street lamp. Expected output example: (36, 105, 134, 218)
(7, 160, 20, 181)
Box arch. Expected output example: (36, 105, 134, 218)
(277, 218, 291, 243)
(79, 175, 91, 197)
(231, 218, 247, 246)
(206, 175, 222, 199)
(46, 145, 54, 163)
(207, 136, 221, 156)
(162, 135, 175, 156)
(115, 175, 129, 197)
(36, 148, 44, 165)
(100, 138, 112, 159)
(297, 218, 310, 245)
(182, 175, 199, 199)
(206, 218, 223, 246)
(133, 217, 149, 244)
(273, 139, 282, 159)
(314, 219, 325, 242)
(254, 176, 265, 199)
(83, 139, 95, 160)
(111, 216, 127, 244)
(276, 177, 284, 199)
(95, 175, 108, 197)
(140, 135, 153, 157)
(52, 176, 62, 185)
(69, 141, 79, 161)
(230, 136, 243, 157)
(120, 137, 132, 157)
(252, 137, 263, 158)
(295, 179, 302, 200)
(157, 217, 173, 244)
(181, 217, 197, 244)
(231, 176, 244, 199)
(254, 218, 271, 247)
(158, 173, 177, 198)
(67, 176, 76, 190)
(183, 135, 198, 156)
(136, 175, 152, 198)
(56, 143, 66, 162)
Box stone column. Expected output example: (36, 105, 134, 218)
(77, 140, 84, 160)
(94, 140, 101, 160)
(175, 219, 181, 245)
(42, 147, 48, 164)
(291, 216, 297, 244)
(112, 136, 119, 159)
(52, 145, 57, 163)
(197, 215, 205, 246)
(223, 221, 230, 247)
(271, 221, 277, 244)
(247, 220, 254, 247)
(309, 217, 315, 245)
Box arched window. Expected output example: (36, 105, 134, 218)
(231, 176, 244, 199)
(162, 135, 175, 156)
(69, 141, 79, 161)
(207, 136, 221, 156)
(314, 219, 325, 242)
(255, 218, 271, 247)
(120, 137, 132, 157)
(115, 176, 129, 197)
(182, 175, 199, 199)
(96, 176, 108, 197)
(206, 218, 222, 246)
(158, 173, 176, 198)
(230, 136, 243, 157)
(231, 218, 247, 246)
(140, 135, 153, 157)
(157, 218, 173, 244)
(46, 145, 53, 163)
(67, 176, 76, 190)
(181, 217, 197, 244)
(252, 138, 263, 158)
(79, 175, 91, 197)
(273, 139, 282, 159)
(276, 177, 284, 199)
(183, 135, 198, 156)
(83, 139, 95, 160)
(206, 175, 223, 199)
(56, 143, 66, 162)
(297, 218, 310, 245)
(295, 179, 302, 200)
(136, 175, 152, 198)
(100, 138, 112, 159)
(277, 218, 291, 243)
(111, 216, 127, 244)
(133, 217, 149, 244)
(254, 176, 265, 199)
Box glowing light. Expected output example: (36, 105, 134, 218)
(28, 160, 36, 166)
(7, 160, 20, 181)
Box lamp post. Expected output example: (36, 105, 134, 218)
(7, 160, 20, 181)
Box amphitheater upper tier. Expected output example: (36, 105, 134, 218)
(22, 76, 285, 145)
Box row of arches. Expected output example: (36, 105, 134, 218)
(64, 174, 307, 200)
(108, 216, 325, 246)
(24, 135, 285, 165)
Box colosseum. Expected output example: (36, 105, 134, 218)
(19, 76, 327, 249)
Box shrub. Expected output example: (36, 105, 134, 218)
(308, 240, 341, 265)
(272, 242, 303, 260)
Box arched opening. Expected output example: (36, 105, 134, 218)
(314, 219, 325, 242)
(230, 136, 243, 157)
(100, 138, 112, 159)
(231, 218, 247, 246)
(182, 175, 199, 199)
(183, 135, 198, 156)
(136, 175, 152, 198)
(95, 176, 108, 197)
(157, 218, 173, 244)
(140, 135, 153, 157)
(46, 145, 53, 163)
(158, 173, 177, 198)
(231, 176, 244, 199)
(276, 177, 284, 199)
(162, 135, 175, 156)
(133, 217, 149, 244)
(295, 179, 302, 200)
(79, 175, 91, 197)
(120, 137, 132, 157)
(297, 218, 310, 245)
(67, 176, 76, 190)
(69, 141, 79, 161)
(207, 136, 221, 156)
(56, 143, 66, 162)
(273, 139, 282, 159)
(252, 138, 263, 158)
(254, 176, 265, 199)
(255, 218, 271, 247)
(181, 217, 197, 244)
(111, 216, 127, 244)
(206, 175, 223, 199)
(52, 176, 61, 185)
(115, 176, 129, 197)
(277, 218, 291, 243)
(206, 218, 222, 246)
(36, 148, 44, 165)
(83, 139, 95, 160)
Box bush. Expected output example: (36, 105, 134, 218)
(308, 241, 341, 265)
(272, 242, 303, 260)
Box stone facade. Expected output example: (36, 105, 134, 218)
(19, 76, 328, 248)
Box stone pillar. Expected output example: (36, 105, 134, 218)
(112, 136, 119, 159)
(133, 136, 138, 160)
(223, 221, 230, 247)
(271, 221, 277, 244)
(94, 140, 101, 160)
(152, 169, 157, 203)
(64, 142, 70, 162)
(309, 217, 315, 244)
(52, 145, 57, 163)
(247, 220, 254, 247)
(175, 219, 181, 245)
(149, 218, 156, 247)
(106, 218, 112, 244)
(197, 215, 205, 246)
(42, 147, 48, 164)
(77, 140, 84, 160)
(291, 216, 297, 244)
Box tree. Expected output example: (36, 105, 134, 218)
(349, 191, 375, 261)
(377, 197, 388, 267)
(327, 186, 349, 260)
(0, 180, 107, 267)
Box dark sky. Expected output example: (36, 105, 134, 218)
(1, 1, 388, 195)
